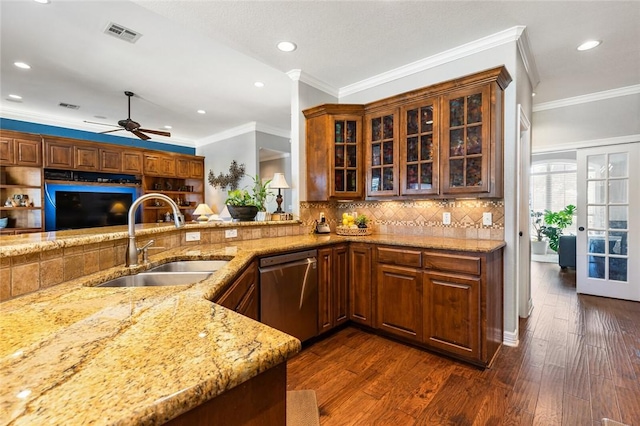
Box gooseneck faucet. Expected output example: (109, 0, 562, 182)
(126, 193, 184, 267)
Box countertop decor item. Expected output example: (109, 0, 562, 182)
(0, 217, 8, 228)
(193, 203, 214, 222)
(336, 226, 372, 236)
(270, 172, 290, 214)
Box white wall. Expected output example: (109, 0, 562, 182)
(256, 131, 292, 213)
(197, 132, 257, 214)
(532, 93, 640, 151)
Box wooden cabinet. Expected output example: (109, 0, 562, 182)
(44, 138, 74, 169)
(318, 245, 349, 335)
(422, 249, 503, 367)
(348, 243, 373, 326)
(400, 98, 439, 196)
(74, 145, 100, 171)
(303, 104, 364, 201)
(145, 153, 176, 177)
(366, 108, 399, 197)
(375, 247, 423, 342)
(216, 262, 259, 321)
(122, 151, 143, 174)
(1, 133, 42, 167)
(0, 166, 44, 234)
(304, 66, 510, 201)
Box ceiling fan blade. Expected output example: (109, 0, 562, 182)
(84, 120, 120, 128)
(132, 130, 151, 140)
(138, 128, 171, 137)
(100, 128, 124, 134)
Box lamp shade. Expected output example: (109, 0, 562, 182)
(193, 203, 214, 221)
(270, 173, 290, 189)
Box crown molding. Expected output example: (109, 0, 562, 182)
(0, 106, 196, 147)
(515, 26, 540, 90)
(287, 69, 339, 98)
(339, 26, 526, 98)
(533, 84, 640, 112)
(532, 134, 640, 154)
(196, 121, 290, 147)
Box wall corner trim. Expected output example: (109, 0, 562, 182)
(503, 329, 519, 347)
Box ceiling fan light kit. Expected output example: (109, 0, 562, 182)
(91, 91, 171, 141)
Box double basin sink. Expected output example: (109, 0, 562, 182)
(96, 260, 229, 287)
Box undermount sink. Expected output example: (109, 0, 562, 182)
(96, 271, 213, 288)
(147, 260, 229, 273)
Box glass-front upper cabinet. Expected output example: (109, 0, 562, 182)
(442, 85, 494, 196)
(366, 109, 398, 197)
(303, 105, 364, 201)
(400, 99, 439, 196)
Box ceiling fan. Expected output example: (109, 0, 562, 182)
(84, 91, 171, 141)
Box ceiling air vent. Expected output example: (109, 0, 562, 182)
(59, 102, 80, 110)
(104, 22, 142, 43)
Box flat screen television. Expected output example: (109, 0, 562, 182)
(44, 184, 139, 231)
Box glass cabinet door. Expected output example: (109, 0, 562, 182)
(331, 116, 362, 198)
(367, 110, 398, 196)
(400, 100, 438, 195)
(442, 86, 491, 194)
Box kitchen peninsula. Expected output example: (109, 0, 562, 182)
(1, 221, 503, 424)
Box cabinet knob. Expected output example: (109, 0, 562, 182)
(578, 226, 585, 231)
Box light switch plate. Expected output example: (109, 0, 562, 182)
(225, 229, 238, 238)
(483, 212, 493, 226)
(442, 212, 451, 225)
(185, 231, 201, 242)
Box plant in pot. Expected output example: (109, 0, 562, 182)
(543, 204, 576, 253)
(530, 210, 548, 255)
(355, 214, 369, 229)
(225, 189, 259, 221)
(249, 174, 272, 221)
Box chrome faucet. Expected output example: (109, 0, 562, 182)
(126, 193, 184, 267)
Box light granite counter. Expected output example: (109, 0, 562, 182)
(0, 230, 504, 425)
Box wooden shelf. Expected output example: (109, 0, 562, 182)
(0, 207, 42, 211)
(0, 184, 42, 189)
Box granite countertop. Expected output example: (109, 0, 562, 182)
(0, 232, 504, 425)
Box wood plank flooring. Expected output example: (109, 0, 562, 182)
(287, 261, 640, 425)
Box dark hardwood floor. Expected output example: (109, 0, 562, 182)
(287, 261, 640, 425)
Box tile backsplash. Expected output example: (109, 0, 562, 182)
(300, 199, 504, 241)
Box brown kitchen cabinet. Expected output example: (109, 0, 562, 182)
(144, 153, 176, 177)
(399, 98, 439, 196)
(422, 249, 504, 367)
(141, 172, 204, 223)
(348, 243, 373, 326)
(365, 108, 399, 197)
(122, 151, 143, 174)
(1, 132, 42, 167)
(0, 165, 44, 234)
(216, 262, 259, 321)
(318, 244, 349, 335)
(303, 104, 364, 201)
(375, 247, 423, 342)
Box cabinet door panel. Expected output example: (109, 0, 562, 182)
(349, 244, 372, 326)
(189, 159, 204, 179)
(0, 137, 14, 164)
(45, 140, 73, 169)
(331, 117, 362, 197)
(423, 271, 480, 360)
(74, 145, 99, 171)
(333, 245, 349, 326)
(317, 247, 333, 333)
(15, 139, 42, 166)
(176, 158, 190, 178)
(400, 100, 439, 195)
(366, 110, 399, 197)
(122, 151, 143, 174)
(100, 149, 122, 172)
(376, 264, 422, 342)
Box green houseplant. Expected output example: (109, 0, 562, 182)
(530, 210, 548, 255)
(543, 204, 576, 252)
(224, 174, 273, 221)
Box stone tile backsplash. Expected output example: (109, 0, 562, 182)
(300, 199, 504, 240)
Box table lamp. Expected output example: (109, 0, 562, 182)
(193, 203, 214, 222)
(270, 172, 290, 214)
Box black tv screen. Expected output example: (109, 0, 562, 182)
(55, 191, 133, 230)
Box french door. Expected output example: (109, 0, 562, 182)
(576, 143, 639, 301)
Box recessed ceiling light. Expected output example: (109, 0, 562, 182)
(277, 41, 297, 52)
(14, 62, 31, 69)
(532, 92, 536, 97)
(163, 125, 172, 129)
(197, 110, 206, 114)
(33, 0, 50, 4)
(577, 40, 601, 51)
(254, 82, 265, 88)
(9, 94, 22, 100)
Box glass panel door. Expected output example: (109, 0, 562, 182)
(367, 110, 398, 196)
(577, 143, 639, 301)
(332, 117, 361, 197)
(401, 101, 438, 195)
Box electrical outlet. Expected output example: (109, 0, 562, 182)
(185, 231, 201, 242)
(483, 212, 493, 226)
(225, 229, 238, 238)
(442, 212, 451, 225)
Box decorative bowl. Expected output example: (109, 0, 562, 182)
(0, 217, 8, 228)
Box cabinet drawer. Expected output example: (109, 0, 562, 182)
(217, 263, 257, 311)
(377, 247, 421, 268)
(423, 252, 480, 275)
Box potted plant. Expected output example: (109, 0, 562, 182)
(543, 204, 576, 253)
(530, 210, 548, 255)
(355, 214, 369, 229)
(225, 174, 273, 221)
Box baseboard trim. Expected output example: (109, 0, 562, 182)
(503, 329, 519, 347)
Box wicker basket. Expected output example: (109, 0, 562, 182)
(335, 226, 372, 236)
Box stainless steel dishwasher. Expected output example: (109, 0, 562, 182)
(259, 250, 318, 342)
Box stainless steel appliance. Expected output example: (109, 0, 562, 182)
(259, 250, 318, 342)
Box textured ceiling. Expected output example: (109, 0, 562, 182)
(1, 0, 638, 146)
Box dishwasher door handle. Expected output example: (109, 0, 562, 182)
(299, 258, 316, 310)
